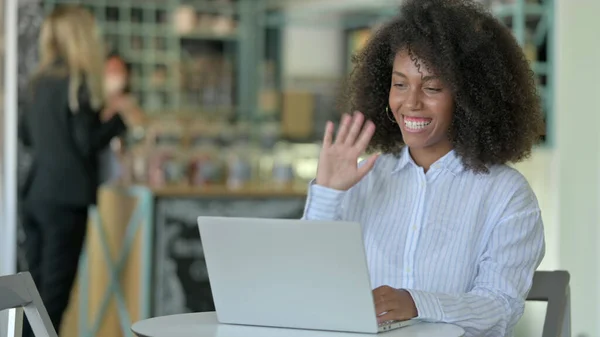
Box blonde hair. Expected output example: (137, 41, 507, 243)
(36, 5, 105, 112)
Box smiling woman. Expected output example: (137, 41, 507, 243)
(388, 50, 456, 167)
(302, 1, 546, 337)
(344, 0, 544, 173)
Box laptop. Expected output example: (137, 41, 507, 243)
(197, 216, 418, 334)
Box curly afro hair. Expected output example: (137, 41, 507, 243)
(344, 0, 545, 173)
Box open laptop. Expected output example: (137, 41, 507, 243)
(197, 216, 418, 334)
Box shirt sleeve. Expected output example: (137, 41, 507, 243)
(405, 209, 545, 337)
(301, 181, 348, 220)
(301, 158, 374, 221)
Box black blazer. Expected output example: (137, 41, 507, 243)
(19, 71, 127, 207)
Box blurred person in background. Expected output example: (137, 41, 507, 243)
(18, 6, 133, 336)
(103, 52, 145, 125)
(98, 52, 146, 184)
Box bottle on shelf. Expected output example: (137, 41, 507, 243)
(271, 142, 295, 188)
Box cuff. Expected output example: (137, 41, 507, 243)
(105, 114, 128, 136)
(405, 289, 444, 322)
(303, 180, 346, 220)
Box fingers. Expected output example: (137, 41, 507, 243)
(372, 286, 396, 312)
(354, 120, 375, 151)
(344, 112, 364, 145)
(357, 154, 379, 179)
(322, 121, 334, 147)
(334, 112, 375, 149)
(334, 114, 351, 144)
(376, 311, 397, 324)
(372, 286, 401, 323)
(374, 298, 396, 316)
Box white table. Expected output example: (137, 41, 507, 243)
(131, 312, 465, 337)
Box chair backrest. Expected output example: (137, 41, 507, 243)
(526, 270, 571, 337)
(0, 272, 57, 337)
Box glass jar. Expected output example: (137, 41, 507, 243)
(225, 144, 254, 190)
(189, 146, 225, 186)
(271, 142, 295, 187)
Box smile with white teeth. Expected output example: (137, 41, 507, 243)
(404, 120, 431, 130)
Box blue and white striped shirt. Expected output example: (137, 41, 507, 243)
(302, 146, 545, 337)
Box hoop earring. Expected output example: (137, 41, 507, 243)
(386, 106, 397, 124)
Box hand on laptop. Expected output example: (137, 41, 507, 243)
(373, 286, 418, 323)
(316, 112, 379, 191)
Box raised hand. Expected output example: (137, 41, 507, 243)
(316, 112, 378, 191)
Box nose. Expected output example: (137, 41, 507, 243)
(404, 88, 422, 110)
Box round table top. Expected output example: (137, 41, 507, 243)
(132, 312, 465, 337)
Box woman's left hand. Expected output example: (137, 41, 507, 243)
(372, 286, 418, 323)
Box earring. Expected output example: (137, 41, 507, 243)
(386, 106, 397, 124)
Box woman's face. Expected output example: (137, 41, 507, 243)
(388, 50, 454, 151)
(104, 57, 128, 96)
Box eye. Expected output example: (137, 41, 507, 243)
(425, 87, 442, 92)
(393, 83, 406, 88)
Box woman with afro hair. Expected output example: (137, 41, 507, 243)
(302, 0, 546, 336)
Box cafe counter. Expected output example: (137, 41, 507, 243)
(60, 183, 307, 337)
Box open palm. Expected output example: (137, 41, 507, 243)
(316, 112, 379, 191)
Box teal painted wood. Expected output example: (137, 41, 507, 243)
(514, 0, 526, 45)
(137, 186, 154, 319)
(167, 0, 181, 110)
(544, 0, 554, 147)
(254, 0, 267, 123)
(237, 0, 261, 122)
(76, 186, 154, 337)
(78, 246, 88, 337)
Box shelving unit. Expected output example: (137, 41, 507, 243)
(41, 0, 262, 120)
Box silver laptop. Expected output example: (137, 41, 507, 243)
(197, 216, 417, 334)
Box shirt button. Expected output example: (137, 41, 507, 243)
(406, 268, 412, 273)
(412, 225, 417, 231)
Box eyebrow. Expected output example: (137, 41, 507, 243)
(392, 71, 439, 82)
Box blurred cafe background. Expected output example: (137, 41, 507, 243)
(1, 0, 600, 337)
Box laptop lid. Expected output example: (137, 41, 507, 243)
(197, 216, 380, 333)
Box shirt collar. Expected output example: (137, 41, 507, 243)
(392, 146, 465, 176)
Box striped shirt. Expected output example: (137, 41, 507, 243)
(302, 146, 545, 337)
